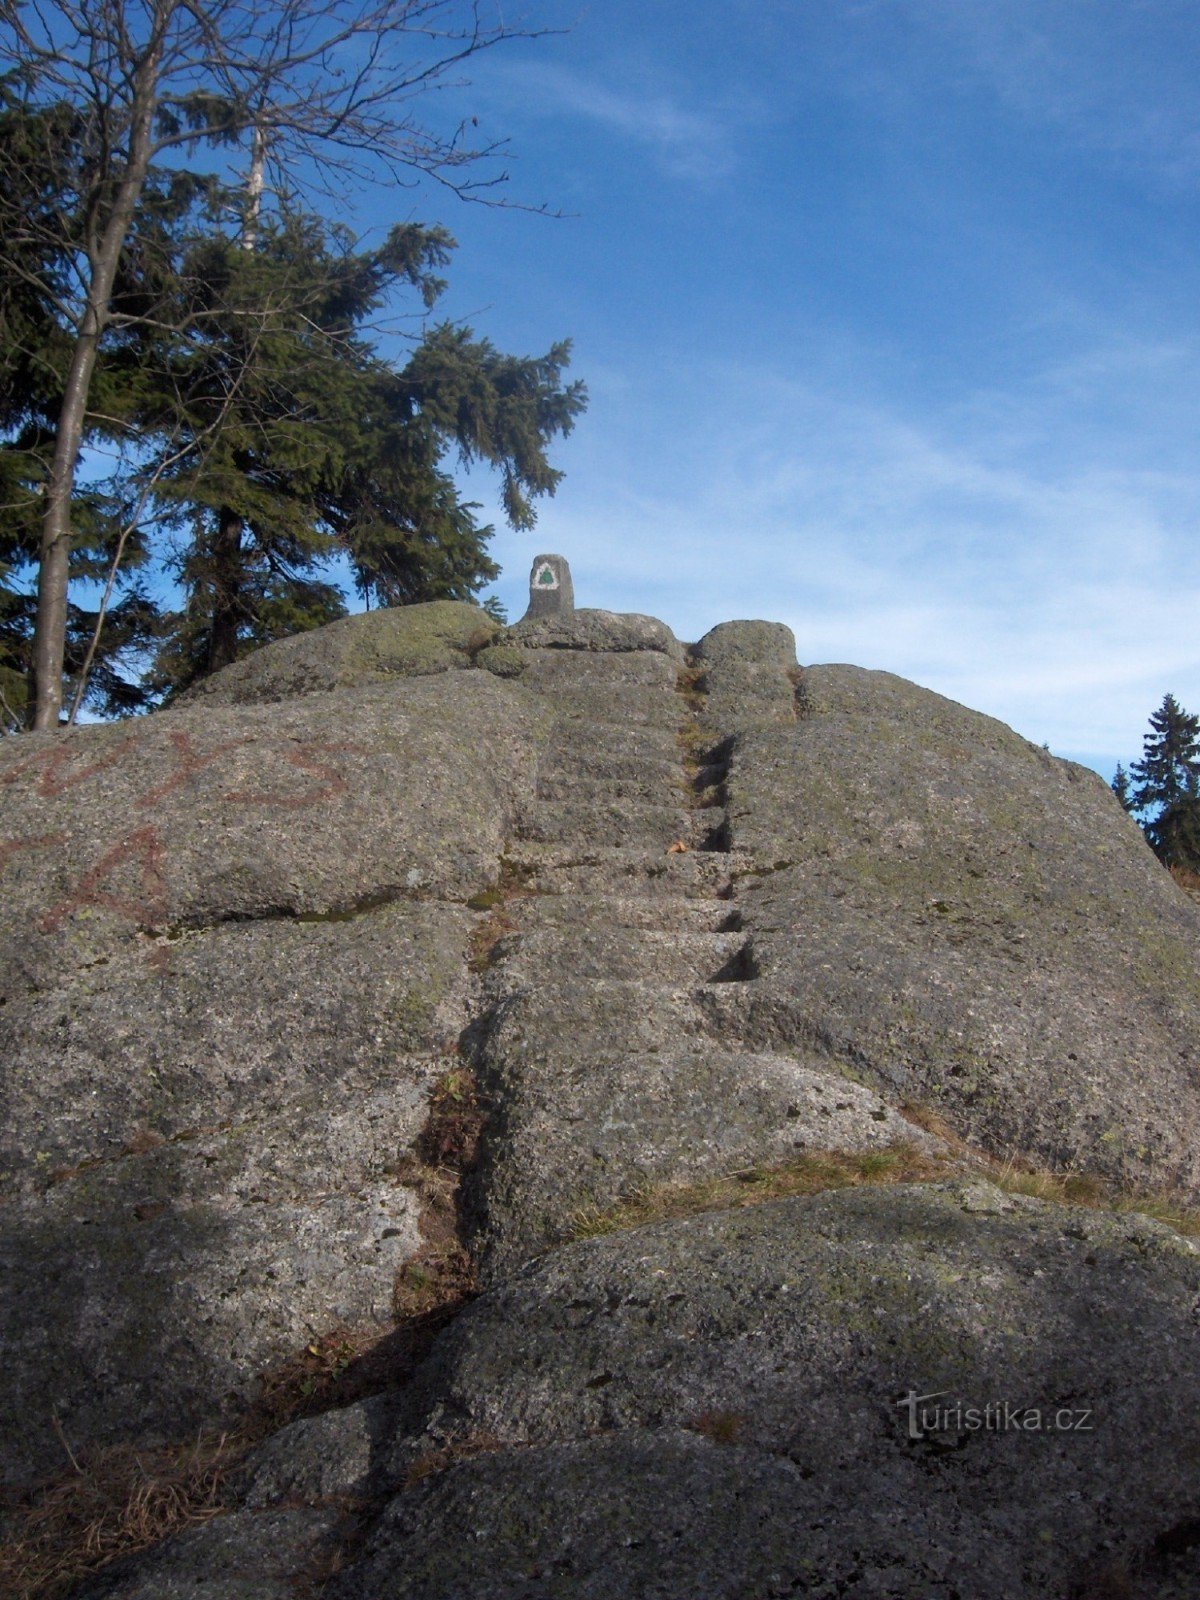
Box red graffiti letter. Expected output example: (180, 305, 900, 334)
(40, 825, 168, 933)
(136, 731, 253, 808)
(0, 833, 67, 873)
(0, 738, 136, 797)
(223, 741, 367, 810)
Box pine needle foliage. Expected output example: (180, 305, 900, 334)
(1127, 694, 1200, 871)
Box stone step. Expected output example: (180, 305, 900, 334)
(517, 798, 697, 851)
(502, 842, 754, 899)
(535, 770, 691, 806)
(491, 925, 752, 987)
(471, 1045, 941, 1282)
(515, 894, 739, 936)
(518, 649, 680, 688)
(536, 745, 683, 786)
(541, 686, 686, 729)
(480, 977, 722, 1062)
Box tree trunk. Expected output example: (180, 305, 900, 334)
(242, 118, 268, 251)
(29, 14, 170, 729)
(206, 506, 246, 675)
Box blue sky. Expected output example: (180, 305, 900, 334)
(349, 0, 1200, 774)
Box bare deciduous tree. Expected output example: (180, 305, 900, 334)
(0, 0, 543, 727)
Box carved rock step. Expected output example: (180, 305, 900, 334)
(488, 926, 752, 989)
(537, 686, 687, 729)
(470, 1044, 937, 1280)
(516, 798, 714, 852)
(481, 977, 722, 1063)
(515, 894, 738, 935)
(535, 751, 684, 792)
(501, 842, 755, 898)
(531, 718, 681, 767)
(517, 647, 680, 688)
(534, 770, 690, 806)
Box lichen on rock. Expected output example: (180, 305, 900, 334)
(6, 600, 1200, 1600)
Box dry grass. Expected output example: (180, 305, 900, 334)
(787, 665, 812, 719)
(1170, 862, 1200, 901)
(1, 1061, 489, 1599)
(466, 906, 516, 972)
(897, 1099, 968, 1148)
(987, 1156, 1200, 1237)
(416, 1068, 484, 1175)
(0, 1430, 249, 1600)
(689, 1410, 745, 1446)
(570, 1145, 956, 1239)
(675, 663, 707, 713)
(0, 1303, 481, 1600)
(404, 1430, 508, 1489)
(569, 1134, 1200, 1245)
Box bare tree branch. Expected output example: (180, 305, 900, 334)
(1, 0, 553, 726)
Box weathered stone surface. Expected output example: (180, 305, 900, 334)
(521, 552, 575, 621)
(0, 903, 469, 1189)
(0, 902, 470, 1484)
(74, 1505, 342, 1600)
(507, 607, 685, 660)
(692, 619, 801, 728)
(9, 600, 1200, 1600)
(519, 646, 679, 688)
(723, 665, 1200, 1195)
(177, 600, 499, 707)
(694, 618, 798, 667)
(310, 1182, 1200, 1599)
(0, 672, 538, 1000)
(701, 657, 801, 726)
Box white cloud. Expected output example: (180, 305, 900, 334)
(481, 337, 1200, 767)
(892, 0, 1200, 187)
(482, 61, 739, 182)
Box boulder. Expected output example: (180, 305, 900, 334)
(0, 671, 539, 999)
(506, 607, 685, 660)
(722, 665, 1200, 1195)
(7, 602, 1200, 1600)
(178, 600, 500, 707)
(251, 1183, 1200, 1600)
(0, 900, 471, 1485)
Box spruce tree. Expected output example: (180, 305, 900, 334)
(1129, 694, 1200, 870)
(0, 86, 188, 724)
(137, 211, 585, 696)
(1130, 695, 1200, 812)
(1111, 763, 1134, 813)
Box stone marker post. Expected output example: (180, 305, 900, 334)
(521, 553, 574, 622)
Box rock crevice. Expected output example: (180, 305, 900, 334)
(4, 598, 1200, 1599)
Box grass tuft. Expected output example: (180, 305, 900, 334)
(570, 1145, 954, 1239)
(569, 1138, 1200, 1244)
(0, 1433, 238, 1600)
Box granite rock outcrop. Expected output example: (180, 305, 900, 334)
(3, 580, 1200, 1598)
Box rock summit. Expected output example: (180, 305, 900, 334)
(3, 573, 1200, 1598)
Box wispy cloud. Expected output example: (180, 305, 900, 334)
(891, 0, 1200, 187)
(484, 61, 739, 182)
(481, 337, 1200, 766)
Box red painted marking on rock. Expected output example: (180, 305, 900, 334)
(135, 731, 254, 808)
(39, 824, 169, 934)
(222, 741, 370, 810)
(0, 738, 136, 797)
(0, 833, 67, 872)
